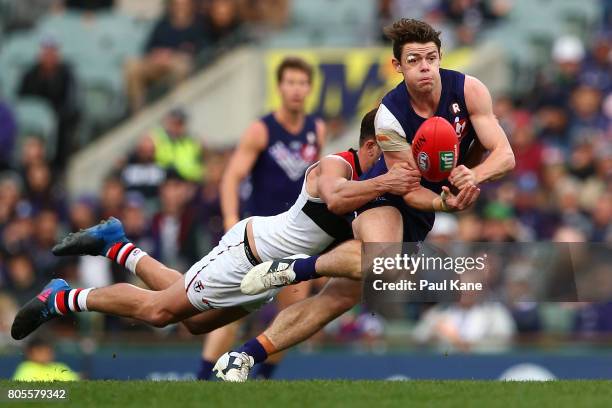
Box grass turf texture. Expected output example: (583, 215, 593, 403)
(1, 380, 611, 408)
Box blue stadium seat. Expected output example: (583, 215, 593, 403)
(0, 32, 39, 100)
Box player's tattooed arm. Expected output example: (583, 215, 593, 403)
(220, 121, 268, 231)
(461, 75, 515, 186)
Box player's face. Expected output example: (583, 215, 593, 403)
(394, 42, 441, 94)
(278, 69, 311, 113)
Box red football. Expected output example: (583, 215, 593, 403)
(411, 116, 458, 182)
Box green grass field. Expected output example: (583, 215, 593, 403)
(1, 380, 611, 408)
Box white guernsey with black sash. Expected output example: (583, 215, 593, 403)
(185, 150, 361, 312)
(251, 149, 361, 262)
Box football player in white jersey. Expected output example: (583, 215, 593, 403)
(11, 110, 420, 344)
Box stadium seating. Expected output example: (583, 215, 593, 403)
(0, 12, 142, 143)
(265, 0, 377, 47)
(0, 32, 39, 100)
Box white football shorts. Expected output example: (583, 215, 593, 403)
(184, 217, 279, 312)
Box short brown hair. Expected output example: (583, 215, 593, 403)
(276, 56, 313, 84)
(359, 108, 378, 146)
(384, 18, 442, 61)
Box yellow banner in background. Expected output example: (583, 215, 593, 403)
(265, 47, 474, 121)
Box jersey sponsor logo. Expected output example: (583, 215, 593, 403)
(269, 141, 316, 181)
(439, 151, 455, 171)
(418, 151, 430, 172)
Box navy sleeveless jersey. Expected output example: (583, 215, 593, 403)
(245, 113, 320, 217)
(360, 69, 476, 241)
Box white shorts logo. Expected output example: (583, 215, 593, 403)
(193, 280, 204, 293)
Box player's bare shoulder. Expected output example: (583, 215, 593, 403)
(242, 119, 269, 151)
(463, 75, 494, 115)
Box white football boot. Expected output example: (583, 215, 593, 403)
(240, 254, 309, 295)
(213, 351, 254, 382)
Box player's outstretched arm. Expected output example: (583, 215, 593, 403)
(220, 121, 268, 230)
(452, 76, 515, 188)
(318, 156, 420, 215)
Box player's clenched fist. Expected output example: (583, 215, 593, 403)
(382, 162, 422, 196)
(449, 165, 477, 190)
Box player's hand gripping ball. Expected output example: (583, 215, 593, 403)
(412, 116, 458, 182)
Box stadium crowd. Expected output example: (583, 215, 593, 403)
(0, 0, 610, 353)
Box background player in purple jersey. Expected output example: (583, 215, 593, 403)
(199, 56, 326, 380)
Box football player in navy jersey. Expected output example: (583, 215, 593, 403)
(216, 19, 515, 381)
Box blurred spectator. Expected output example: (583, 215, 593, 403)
(151, 170, 200, 270)
(509, 110, 543, 178)
(111, 192, 154, 283)
(117, 0, 165, 20)
(99, 175, 125, 219)
(567, 84, 607, 145)
(12, 337, 79, 381)
(568, 138, 596, 180)
(580, 32, 612, 92)
(0, 174, 24, 228)
(535, 105, 571, 150)
(555, 178, 593, 238)
(0, 100, 17, 171)
(580, 144, 611, 211)
(18, 136, 48, 171)
(5, 254, 39, 305)
(530, 35, 585, 109)
(125, 0, 205, 111)
(481, 202, 518, 242)
(18, 36, 80, 172)
(201, 0, 243, 48)
(503, 263, 542, 334)
(240, 0, 289, 28)
(68, 196, 98, 231)
(23, 161, 67, 218)
(29, 209, 69, 280)
(413, 273, 516, 352)
(119, 136, 167, 200)
(590, 193, 612, 242)
(147, 108, 204, 183)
